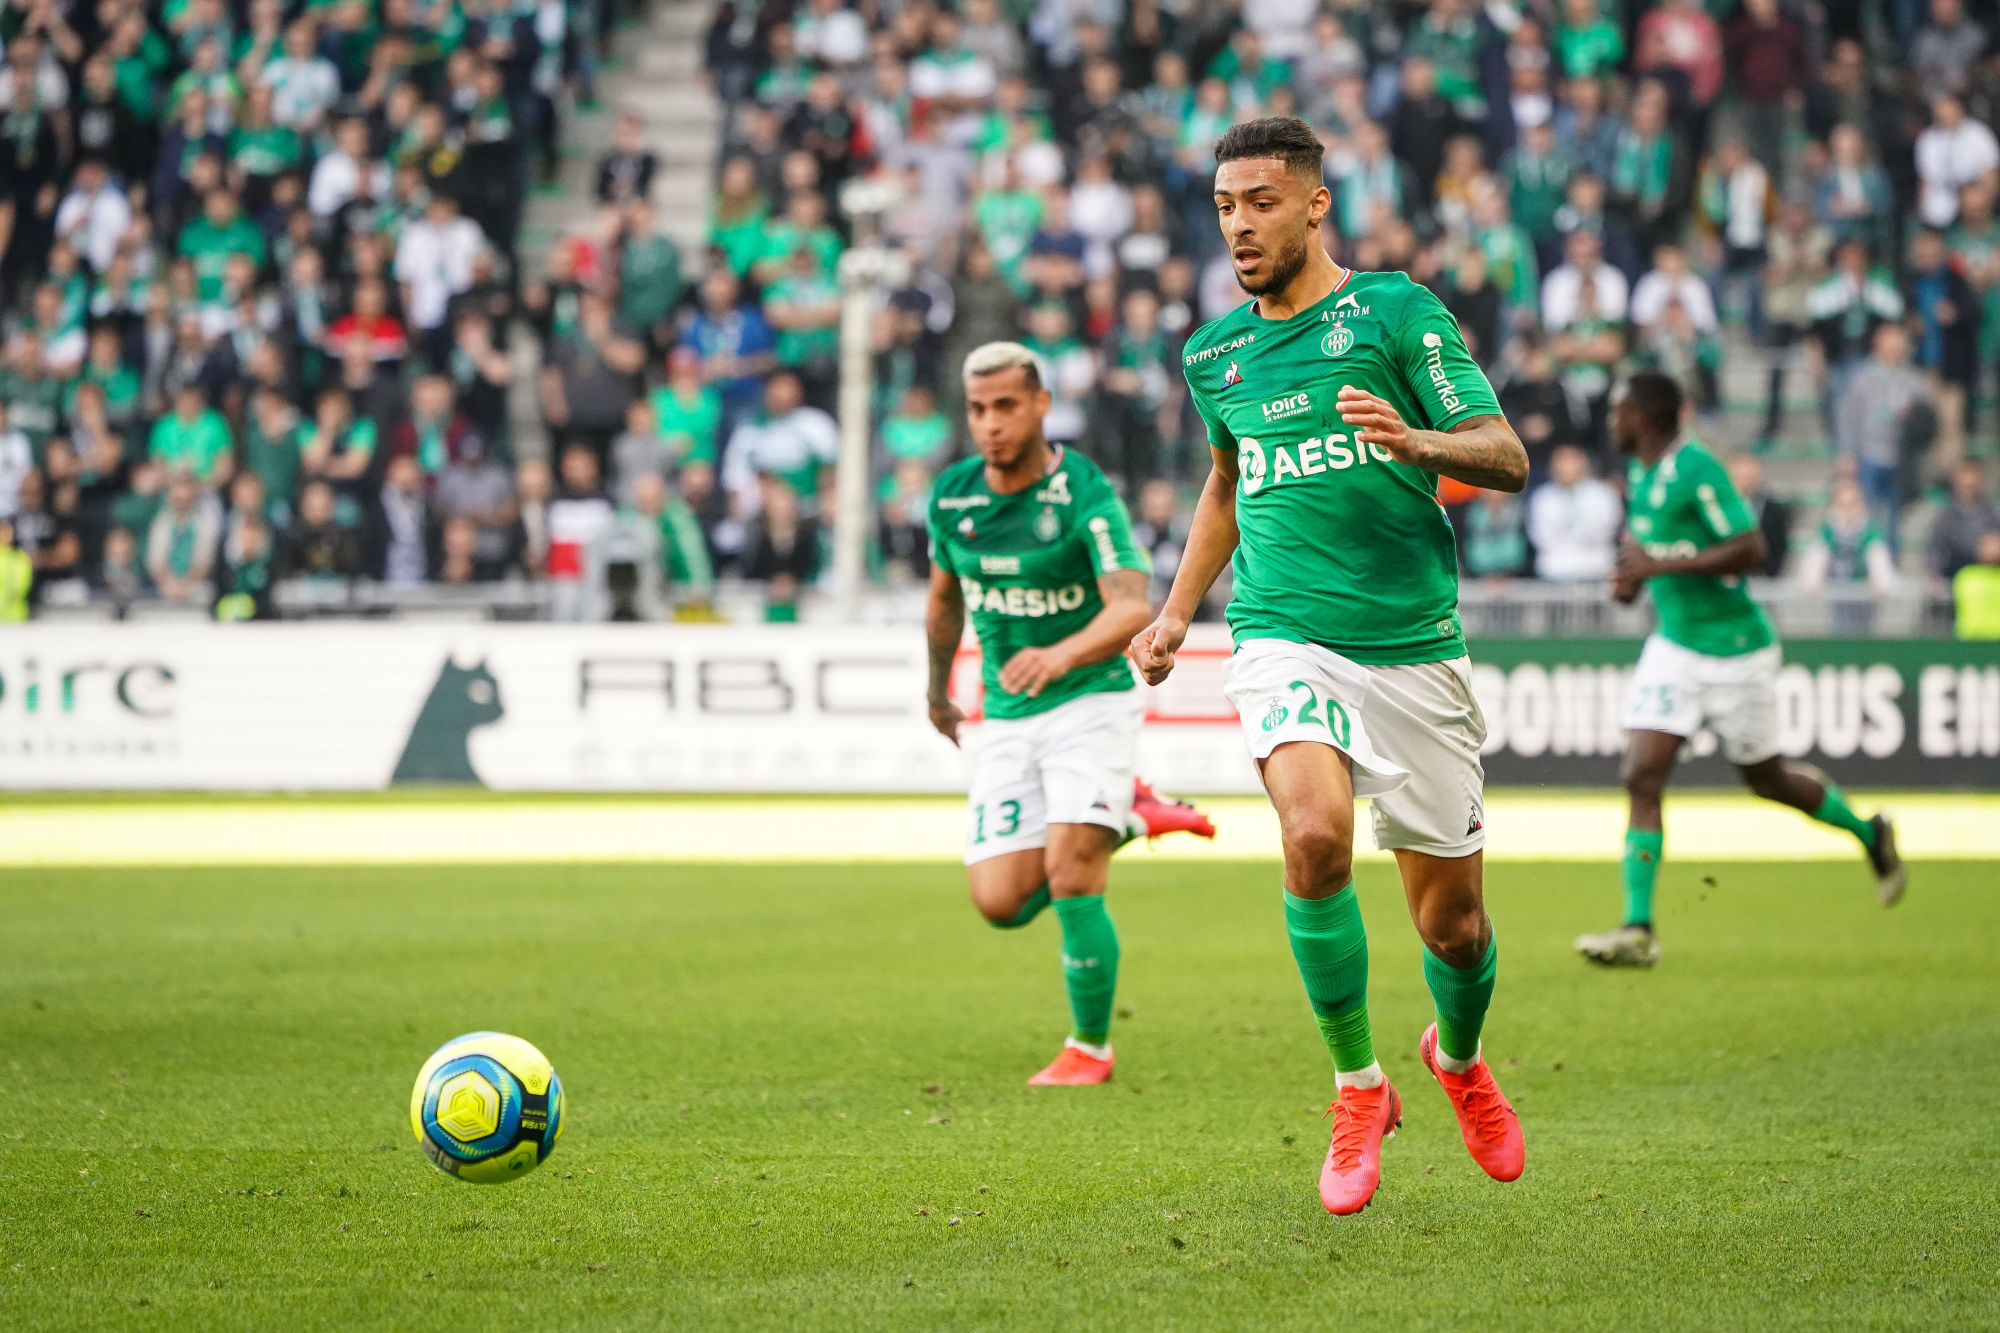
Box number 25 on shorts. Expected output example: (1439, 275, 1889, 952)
(1286, 680, 1352, 747)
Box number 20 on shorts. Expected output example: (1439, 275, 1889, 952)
(1287, 680, 1352, 747)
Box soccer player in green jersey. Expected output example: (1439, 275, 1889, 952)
(1575, 372, 1908, 968)
(925, 342, 1216, 1087)
(1128, 118, 1530, 1215)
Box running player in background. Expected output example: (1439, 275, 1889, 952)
(1129, 117, 1529, 1215)
(1575, 372, 1908, 968)
(925, 341, 1215, 1087)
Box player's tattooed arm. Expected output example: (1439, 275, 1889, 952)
(925, 561, 967, 746)
(999, 568, 1152, 699)
(1130, 447, 1241, 685)
(1334, 392, 1530, 493)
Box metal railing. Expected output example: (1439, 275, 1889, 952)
(29, 575, 1964, 638)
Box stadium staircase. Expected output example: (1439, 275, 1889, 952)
(508, 0, 720, 456)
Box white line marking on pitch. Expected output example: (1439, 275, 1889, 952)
(0, 795, 1991, 865)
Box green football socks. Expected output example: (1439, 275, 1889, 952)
(1621, 827, 1664, 928)
(1053, 895, 1120, 1045)
(1424, 935, 1497, 1064)
(1810, 781, 1877, 851)
(1283, 887, 1376, 1079)
(991, 883, 1051, 929)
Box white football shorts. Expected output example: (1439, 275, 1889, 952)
(1619, 634, 1782, 765)
(1222, 638, 1488, 857)
(963, 688, 1143, 865)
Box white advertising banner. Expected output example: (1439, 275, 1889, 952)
(3, 625, 1987, 790)
(0, 623, 1263, 793)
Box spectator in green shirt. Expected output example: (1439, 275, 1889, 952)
(750, 188, 843, 289)
(973, 159, 1043, 284)
(241, 386, 303, 511)
(299, 385, 378, 515)
(0, 335, 64, 461)
(879, 384, 952, 471)
(764, 245, 842, 402)
(1556, 0, 1626, 77)
(229, 84, 304, 193)
(1609, 81, 1676, 248)
(148, 385, 235, 485)
(1205, 29, 1292, 115)
(628, 469, 715, 606)
(179, 188, 268, 304)
(649, 348, 723, 466)
(66, 328, 145, 448)
(1504, 121, 1577, 241)
(617, 199, 684, 350)
(708, 156, 770, 277)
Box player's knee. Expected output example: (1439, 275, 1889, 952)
(1281, 818, 1353, 892)
(1043, 849, 1104, 900)
(1739, 761, 1788, 801)
(974, 897, 1023, 927)
(1620, 756, 1667, 801)
(1420, 901, 1488, 967)
(970, 887, 1023, 926)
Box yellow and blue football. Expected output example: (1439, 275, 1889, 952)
(410, 1032, 564, 1184)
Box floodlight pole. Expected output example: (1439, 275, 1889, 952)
(831, 179, 908, 621)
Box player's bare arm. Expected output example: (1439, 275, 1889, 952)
(1000, 568, 1152, 698)
(1130, 446, 1241, 686)
(1333, 393, 1529, 493)
(1616, 529, 1765, 584)
(924, 560, 967, 745)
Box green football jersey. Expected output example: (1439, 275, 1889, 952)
(928, 447, 1146, 720)
(1183, 269, 1500, 664)
(1624, 438, 1775, 657)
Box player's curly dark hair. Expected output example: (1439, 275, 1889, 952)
(1213, 117, 1325, 181)
(1622, 371, 1684, 434)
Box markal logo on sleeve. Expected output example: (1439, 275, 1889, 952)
(1421, 331, 1463, 414)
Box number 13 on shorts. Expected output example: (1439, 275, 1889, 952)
(971, 800, 1023, 845)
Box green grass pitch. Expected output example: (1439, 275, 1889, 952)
(2, 859, 1996, 1330)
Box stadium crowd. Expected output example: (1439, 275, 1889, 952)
(2, 0, 2000, 633)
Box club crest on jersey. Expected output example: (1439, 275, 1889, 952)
(1034, 506, 1060, 541)
(1261, 701, 1288, 731)
(1321, 323, 1354, 357)
(1221, 360, 1242, 387)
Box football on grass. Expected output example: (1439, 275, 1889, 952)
(410, 1032, 564, 1183)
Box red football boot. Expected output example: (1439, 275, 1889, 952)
(1419, 1024, 1525, 1183)
(1131, 779, 1216, 841)
(1319, 1078, 1402, 1215)
(1026, 1041, 1114, 1086)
